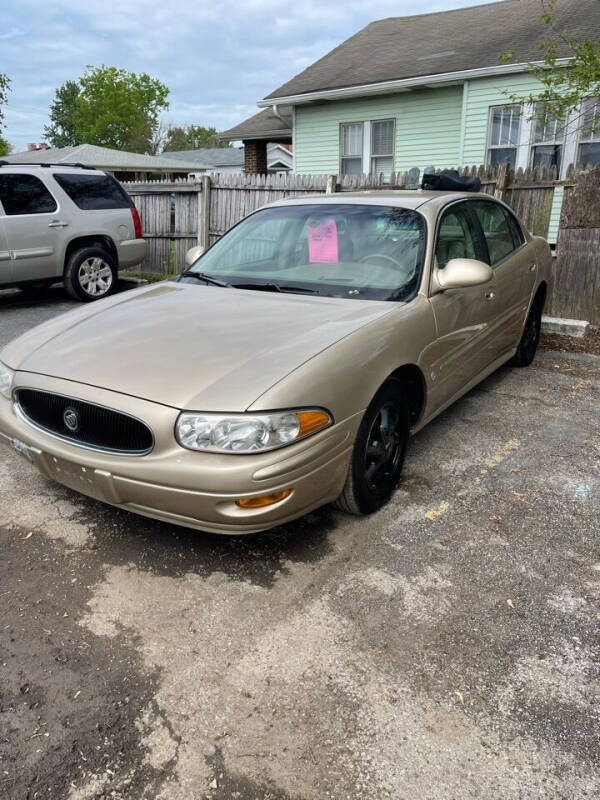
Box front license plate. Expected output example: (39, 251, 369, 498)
(11, 437, 32, 462)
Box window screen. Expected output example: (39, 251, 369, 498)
(0, 173, 57, 215)
(340, 123, 363, 175)
(487, 105, 522, 168)
(578, 97, 600, 166)
(53, 172, 133, 210)
(370, 119, 395, 180)
(531, 104, 565, 170)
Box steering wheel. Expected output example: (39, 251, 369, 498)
(359, 252, 404, 270)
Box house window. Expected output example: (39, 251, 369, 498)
(370, 119, 395, 179)
(340, 123, 364, 175)
(530, 104, 565, 170)
(577, 97, 600, 166)
(486, 105, 522, 168)
(340, 119, 396, 177)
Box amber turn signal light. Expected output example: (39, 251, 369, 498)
(236, 489, 292, 509)
(296, 410, 331, 438)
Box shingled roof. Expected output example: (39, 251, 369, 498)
(220, 107, 292, 142)
(261, 0, 600, 102)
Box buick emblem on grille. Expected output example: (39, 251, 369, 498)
(63, 407, 80, 433)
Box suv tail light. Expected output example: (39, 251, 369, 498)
(130, 207, 143, 239)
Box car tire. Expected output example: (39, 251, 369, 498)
(511, 294, 543, 368)
(64, 247, 117, 302)
(334, 380, 409, 515)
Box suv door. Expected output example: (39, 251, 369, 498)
(0, 212, 10, 286)
(426, 200, 498, 409)
(470, 199, 531, 356)
(0, 172, 65, 283)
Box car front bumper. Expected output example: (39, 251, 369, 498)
(0, 374, 359, 534)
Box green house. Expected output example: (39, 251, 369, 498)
(221, 0, 600, 243)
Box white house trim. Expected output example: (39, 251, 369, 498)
(258, 60, 572, 108)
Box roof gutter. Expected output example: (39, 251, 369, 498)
(257, 59, 572, 106)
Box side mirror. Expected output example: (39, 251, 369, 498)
(185, 244, 205, 267)
(434, 258, 493, 291)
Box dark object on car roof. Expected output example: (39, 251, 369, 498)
(421, 170, 481, 193)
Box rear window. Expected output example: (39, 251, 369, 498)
(53, 173, 133, 210)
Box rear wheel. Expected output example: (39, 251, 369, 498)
(511, 295, 543, 367)
(64, 247, 117, 302)
(334, 380, 409, 515)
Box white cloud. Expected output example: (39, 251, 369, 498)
(2, 0, 496, 151)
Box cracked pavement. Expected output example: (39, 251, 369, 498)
(1, 286, 599, 799)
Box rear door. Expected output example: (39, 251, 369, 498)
(0, 172, 64, 282)
(425, 200, 498, 409)
(470, 199, 531, 356)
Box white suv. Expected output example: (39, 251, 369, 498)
(0, 163, 146, 301)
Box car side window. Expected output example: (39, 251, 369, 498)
(471, 200, 518, 266)
(435, 202, 479, 267)
(0, 174, 57, 216)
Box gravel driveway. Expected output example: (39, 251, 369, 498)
(1, 286, 599, 800)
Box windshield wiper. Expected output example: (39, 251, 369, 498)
(231, 281, 319, 295)
(179, 270, 231, 288)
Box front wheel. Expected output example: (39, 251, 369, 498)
(334, 380, 409, 515)
(64, 247, 117, 302)
(511, 296, 543, 367)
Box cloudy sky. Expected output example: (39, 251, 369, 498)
(2, 0, 494, 152)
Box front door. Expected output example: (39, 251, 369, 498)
(0, 213, 10, 286)
(425, 200, 498, 411)
(0, 172, 63, 283)
(470, 199, 531, 356)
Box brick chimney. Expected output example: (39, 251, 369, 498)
(27, 143, 36, 151)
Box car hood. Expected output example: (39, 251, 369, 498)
(3, 282, 394, 411)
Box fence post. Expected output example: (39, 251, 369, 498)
(326, 174, 339, 194)
(494, 163, 510, 202)
(198, 175, 211, 250)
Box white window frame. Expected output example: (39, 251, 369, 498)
(339, 121, 364, 176)
(370, 118, 396, 179)
(485, 104, 523, 169)
(339, 118, 396, 177)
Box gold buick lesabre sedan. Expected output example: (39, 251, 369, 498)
(0, 191, 551, 534)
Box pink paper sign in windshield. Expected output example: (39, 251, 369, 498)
(307, 218, 339, 263)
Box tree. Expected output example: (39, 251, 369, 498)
(44, 80, 81, 147)
(44, 66, 169, 153)
(163, 124, 230, 152)
(0, 73, 10, 155)
(502, 0, 600, 133)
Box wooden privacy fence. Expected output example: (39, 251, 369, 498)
(123, 164, 569, 274)
(546, 166, 600, 324)
(123, 165, 600, 322)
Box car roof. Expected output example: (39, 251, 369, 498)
(264, 190, 485, 211)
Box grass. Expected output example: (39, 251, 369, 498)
(121, 240, 179, 283)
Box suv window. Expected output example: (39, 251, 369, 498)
(435, 202, 479, 267)
(53, 173, 133, 210)
(471, 200, 519, 266)
(0, 173, 57, 215)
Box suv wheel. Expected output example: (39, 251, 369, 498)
(64, 247, 117, 302)
(334, 380, 409, 515)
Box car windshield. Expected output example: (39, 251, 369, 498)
(180, 203, 426, 301)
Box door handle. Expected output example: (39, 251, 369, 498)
(48, 220, 69, 228)
(485, 290, 496, 301)
(528, 262, 537, 272)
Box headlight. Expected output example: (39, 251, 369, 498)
(175, 408, 333, 453)
(0, 362, 14, 400)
